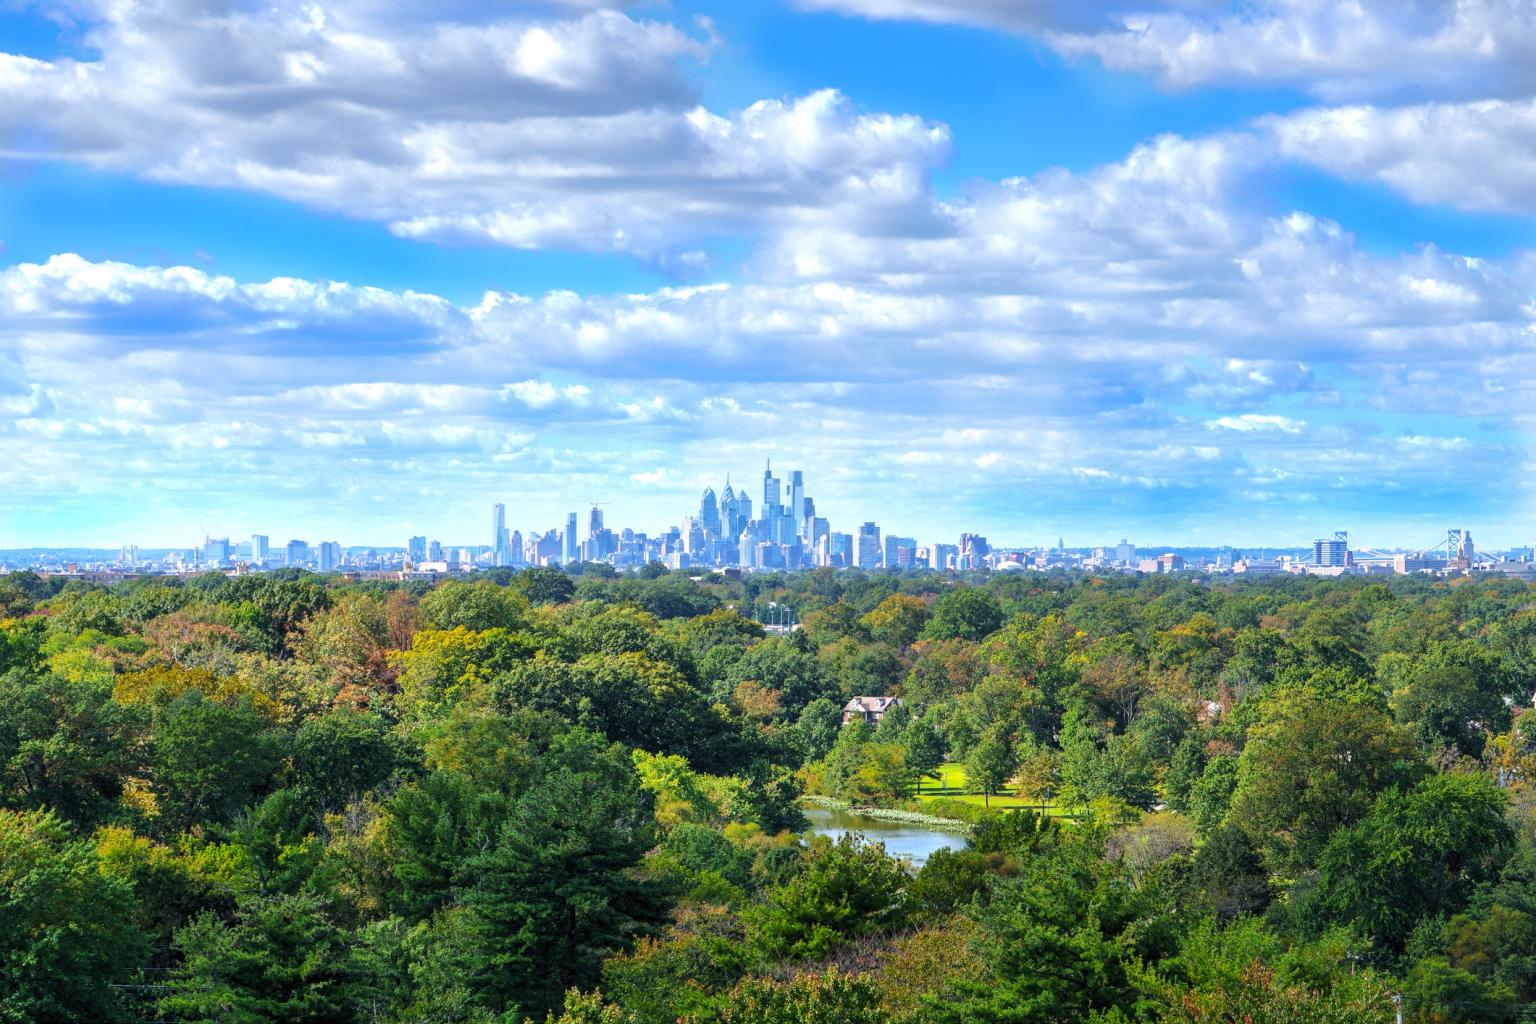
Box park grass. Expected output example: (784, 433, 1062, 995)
(915, 761, 1072, 815)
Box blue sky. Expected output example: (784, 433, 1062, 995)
(1, 0, 1534, 549)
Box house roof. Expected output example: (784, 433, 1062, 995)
(844, 695, 900, 713)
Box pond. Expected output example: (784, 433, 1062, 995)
(801, 805, 961, 867)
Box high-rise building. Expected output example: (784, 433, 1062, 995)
(408, 536, 427, 563)
(720, 481, 739, 539)
(855, 522, 882, 569)
(286, 539, 310, 567)
(203, 536, 231, 566)
(762, 461, 780, 519)
(564, 513, 579, 563)
(884, 535, 915, 568)
(317, 541, 341, 572)
(1313, 532, 1349, 567)
(829, 532, 853, 567)
(509, 530, 524, 565)
(700, 488, 721, 537)
(589, 505, 604, 537)
(251, 534, 269, 565)
(428, 539, 443, 562)
(1115, 539, 1135, 566)
(492, 503, 509, 565)
(789, 470, 805, 536)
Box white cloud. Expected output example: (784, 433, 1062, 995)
(801, 0, 1536, 102)
(1267, 98, 1536, 215)
(1205, 414, 1306, 434)
(0, 2, 948, 255)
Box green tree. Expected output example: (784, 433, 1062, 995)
(1228, 689, 1420, 872)
(0, 808, 148, 1023)
(290, 709, 396, 817)
(924, 588, 1005, 643)
(1310, 772, 1514, 949)
(1190, 823, 1271, 924)
(161, 891, 356, 1024)
(512, 566, 577, 606)
(420, 579, 529, 633)
(685, 970, 886, 1024)
(965, 726, 1017, 807)
(860, 594, 931, 648)
(0, 669, 147, 827)
(748, 833, 910, 962)
(461, 731, 666, 1017)
(149, 691, 283, 835)
(902, 717, 946, 795)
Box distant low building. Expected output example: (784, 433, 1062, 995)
(843, 695, 901, 726)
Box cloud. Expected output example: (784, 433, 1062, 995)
(1266, 97, 1536, 216)
(1205, 414, 1305, 434)
(801, 0, 1536, 102)
(0, 2, 947, 255)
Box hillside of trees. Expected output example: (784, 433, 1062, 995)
(3, 564, 1536, 1022)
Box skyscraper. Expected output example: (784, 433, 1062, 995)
(251, 534, 269, 565)
(720, 480, 739, 538)
(286, 539, 310, 567)
(564, 512, 578, 563)
(317, 541, 341, 572)
(762, 460, 780, 518)
(789, 470, 805, 537)
(856, 522, 882, 569)
(203, 536, 231, 566)
(589, 505, 604, 537)
(700, 487, 721, 536)
(492, 503, 507, 565)
(407, 536, 427, 563)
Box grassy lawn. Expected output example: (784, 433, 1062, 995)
(914, 762, 1069, 813)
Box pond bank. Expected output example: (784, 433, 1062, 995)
(800, 800, 968, 867)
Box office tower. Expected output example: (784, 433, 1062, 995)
(811, 516, 829, 548)
(408, 536, 427, 563)
(829, 531, 853, 567)
(1115, 539, 1135, 566)
(1314, 531, 1348, 567)
(884, 535, 916, 568)
(203, 536, 231, 566)
(789, 470, 805, 536)
(588, 505, 604, 537)
(428, 539, 443, 562)
(700, 488, 721, 537)
(683, 516, 705, 555)
(564, 513, 578, 563)
(720, 481, 739, 538)
(802, 496, 816, 538)
(251, 534, 269, 565)
(509, 530, 524, 565)
(737, 493, 752, 526)
(286, 539, 310, 567)
(762, 461, 780, 518)
(856, 522, 882, 569)
(492, 503, 508, 565)
(317, 541, 341, 572)
(930, 543, 957, 571)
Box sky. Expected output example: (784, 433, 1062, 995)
(2, 0, 1535, 551)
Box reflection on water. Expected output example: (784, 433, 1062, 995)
(801, 805, 960, 867)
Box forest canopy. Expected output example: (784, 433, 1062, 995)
(3, 565, 1535, 1023)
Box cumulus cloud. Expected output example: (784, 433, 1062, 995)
(0, 1, 948, 255)
(1266, 98, 1536, 215)
(802, 0, 1536, 102)
(3, 125, 1532, 543)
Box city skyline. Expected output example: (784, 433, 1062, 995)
(3, 457, 1523, 574)
(4, 4, 1536, 550)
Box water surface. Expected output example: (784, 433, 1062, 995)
(801, 805, 960, 867)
